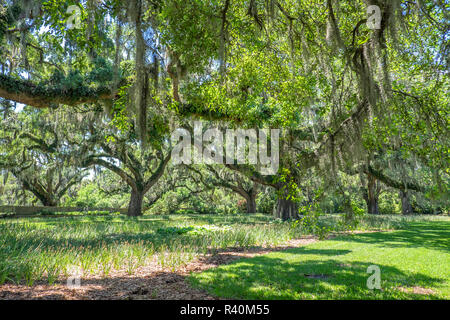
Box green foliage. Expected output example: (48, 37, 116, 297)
(40, 59, 114, 96)
(63, 182, 127, 209)
(87, 57, 115, 83)
(379, 192, 402, 215)
(146, 191, 187, 215)
(295, 204, 332, 240)
(0, 0, 447, 250)
(0, 1, 21, 42)
(256, 188, 277, 214)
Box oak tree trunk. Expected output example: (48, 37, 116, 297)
(400, 190, 413, 215)
(366, 197, 379, 215)
(246, 195, 257, 214)
(273, 198, 298, 221)
(40, 197, 57, 207)
(366, 175, 380, 214)
(128, 189, 144, 217)
(41, 199, 57, 207)
(21, 180, 57, 206)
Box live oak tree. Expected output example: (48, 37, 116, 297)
(144, 165, 213, 214)
(0, 106, 87, 206)
(82, 148, 171, 217)
(169, 0, 448, 219)
(0, 1, 447, 219)
(74, 109, 172, 217)
(361, 150, 444, 215)
(360, 170, 382, 215)
(188, 164, 260, 214)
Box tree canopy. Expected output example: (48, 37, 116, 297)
(0, 0, 448, 218)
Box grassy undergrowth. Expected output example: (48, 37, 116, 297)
(189, 219, 450, 300)
(0, 214, 296, 285)
(0, 213, 448, 287)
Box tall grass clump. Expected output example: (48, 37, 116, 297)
(0, 214, 301, 285)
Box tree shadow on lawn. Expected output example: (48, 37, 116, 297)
(188, 223, 450, 300)
(330, 221, 450, 253)
(190, 249, 447, 300)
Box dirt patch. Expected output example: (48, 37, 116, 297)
(397, 286, 436, 295)
(337, 263, 352, 268)
(0, 237, 318, 300)
(304, 274, 331, 279)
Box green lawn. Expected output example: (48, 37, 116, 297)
(189, 220, 450, 299)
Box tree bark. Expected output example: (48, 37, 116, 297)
(128, 189, 144, 217)
(246, 194, 257, 214)
(273, 197, 298, 220)
(400, 190, 413, 215)
(29, 192, 57, 206)
(21, 180, 57, 206)
(366, 197, 379, 215)
(39, 197, 57, 207)
(0, 74, 117, 109)
(364, 174, 380, 214)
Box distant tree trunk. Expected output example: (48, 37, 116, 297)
(128, 189, 144, 217)
(366, 197, 379, 215)
(21, 180, 57, 206)
(400, 190, 413, 215)
(364, 174, 380, 215)
(246, 194, 257, 214)
(30, 190, 57, 206)
(40, 197, 57, 207)
(274, 197, 298, 220)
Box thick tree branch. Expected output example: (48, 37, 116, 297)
(364, 166, 424, 193)
(144, 152, 172, 193)
(0, 75, 119, 108)
(82, 156, 137, 190)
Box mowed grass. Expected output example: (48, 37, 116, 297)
(189, 219, 450, 300)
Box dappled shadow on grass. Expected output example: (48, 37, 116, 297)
(0, 214, 277, 250)
(190, 223, 450, 300)
(190, 251, 446, 300)
(0, 217, 301, 289)
(34, 213, 276, 226)
(330, 221, 450, 253)
(2, 217, 448, 300)
(1, 228, 447, 300)
(283, 248, 352, 256)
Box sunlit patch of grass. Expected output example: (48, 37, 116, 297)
(189, 220, 450, 300)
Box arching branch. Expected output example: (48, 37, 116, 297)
(0, 75, 120, 108)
